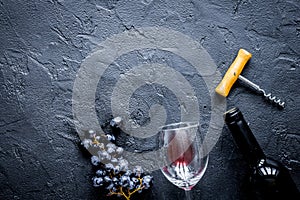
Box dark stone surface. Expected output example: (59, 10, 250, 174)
(0, 0, 299, 199)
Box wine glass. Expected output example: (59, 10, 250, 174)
(158, 122, 209, 199)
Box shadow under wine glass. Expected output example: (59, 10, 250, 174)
(157, 122, 209, 200)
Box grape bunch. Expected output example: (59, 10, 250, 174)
(92, 164, 153, 200)
(81, 117, 153, 200)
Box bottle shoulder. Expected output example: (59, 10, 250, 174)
(250, 157, 299, 199)
(252, 157, 287, 177)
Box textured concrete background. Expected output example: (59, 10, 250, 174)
(0, 0, 299, 199)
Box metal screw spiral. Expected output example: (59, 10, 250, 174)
(259, 89, 285, 108)
(237, 75, 285, 109)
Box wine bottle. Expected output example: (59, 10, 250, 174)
(224, 107, 299, 200)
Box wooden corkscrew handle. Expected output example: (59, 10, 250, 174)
(215, 49, 252, 97)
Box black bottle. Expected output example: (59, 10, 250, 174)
(224, 107, 299, 200)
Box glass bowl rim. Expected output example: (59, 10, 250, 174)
(159, 121, 199, 131)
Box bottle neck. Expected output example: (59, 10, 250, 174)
(224, 107, 266, 167)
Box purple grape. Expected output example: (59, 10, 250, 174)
(82, 139, 92, 149)
(129, 181, 135, 190)
(93, 177, 103, 187)
(131, 177, 139, 184)
(112, 187, 117, 192)
(124, 170, 132, 176)
(116, 147, 124, 154)
(91, 156, 100, 166)
(112, 177, 118, 183)
(113, 166, 120, 174)
(120, 175, 130, 185)
(110, 116, 122, 128)
(105, 163, 114, 171)
(142, 175, 153, 184)
(133, 166, 143, 177)
(106, 183, 114, 190)
(104, 176, 112, 183)
(106, 134, 115, 141)
(96, 169, 106, 176)
(119, 159, 128, 171)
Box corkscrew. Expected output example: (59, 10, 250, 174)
(215, 49, 285, 109)
(238, 75, 285, 108)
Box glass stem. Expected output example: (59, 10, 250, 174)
(184, 190, 192, 200)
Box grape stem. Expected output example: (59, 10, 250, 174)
(92, 135, 105, 151)
(108, 177, 145, 200)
